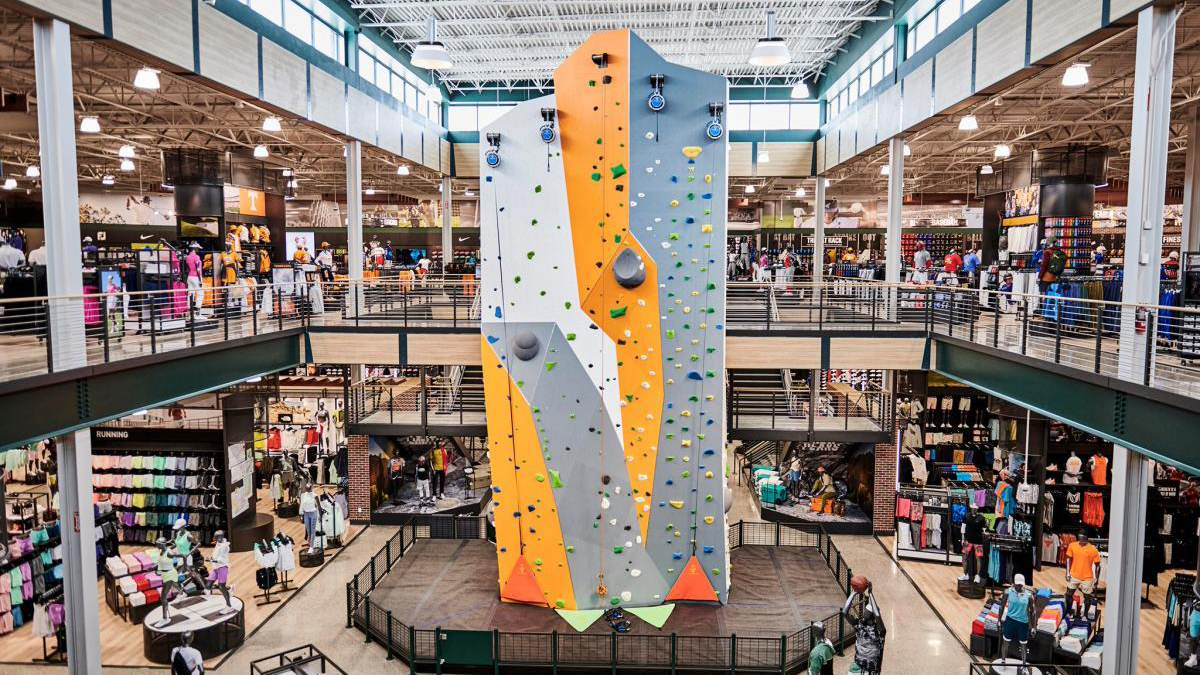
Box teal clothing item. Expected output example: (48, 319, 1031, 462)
(998, 483, 1015, 517)
(1004, 587, 1032, 623)
(174, 532, 193, 556)
(809, 639, 835, 674)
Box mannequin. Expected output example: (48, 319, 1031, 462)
(1186, 596, 1200, 668)
(812, 466, 836, 513)
(958, 504, 987, 583)
(151, 538, 181, 628)
(315, 402, 332, 454)
(842, 583, 885, 675)
(997, 573, 1035, 666)
(389, 457, 406, 504)
(414, 454, 433, 507)
(1065, 531, 1101, 620)
(185, 242, 203, 314)
(1063, 451, 1082, 485)
(315, 242, 335, 283)
(206, 530, 236, 614)
(173, 518, 198, 566)
(220, 241, 238, 287)
(808, 621, 836, 675)
(300, 486, 320, 552)
(1088, 453, 1108, 485)
(170, 631, 205, 675)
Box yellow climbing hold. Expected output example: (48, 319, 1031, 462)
(704, 174, 712, 183)
(670, 199, 680, 207)
(682, 146, 702, 158)
(704, 516, 714, 524)
(701, 224, 712, 233)
(669, 500, 685, 508)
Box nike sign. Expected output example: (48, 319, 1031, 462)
(457, 236, 471, 242)
(139, 234, 154, 241)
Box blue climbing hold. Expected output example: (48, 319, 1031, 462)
(495, 306, 503, 318)
(486, 176, 493, 182)
(685, 217, 694, 224)
(706, 419, 714, 425)
(513, 511, 521, 517)
(687, 371, 703, 381)
(703, 546, 714, 554)
(672, 552, 683, 559)
(701, 192, 712, 199)
(665, 479, 674, 485)
(527, 504, 536, 512)
(493, 486, 503, 492)
(487, 335, 500, 344)
(670, 176, 678, 183)
(703, 449, 715, 455)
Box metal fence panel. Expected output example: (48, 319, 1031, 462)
(675, 635, 730, 668)
(413, 629, 438, 661)
(498, 632, 556, 665)
(615, 634, 673, 667)
(736, 636, 782, 670)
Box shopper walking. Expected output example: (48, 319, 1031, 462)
(1037, 235, 1066, 295)
(911, 241, 931, 283)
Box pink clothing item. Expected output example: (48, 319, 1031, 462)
(186, 251, 202, 278)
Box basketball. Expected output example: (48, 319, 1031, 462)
(850, 575, 870, 593)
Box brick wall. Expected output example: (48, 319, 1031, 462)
(347, 434, 371, 524)
(873, 428, 898, 535)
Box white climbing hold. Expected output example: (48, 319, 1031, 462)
(601, 497, 611, 509)
(630, 569, 642, 577)
(621, 591, 633, 602)
(645, 132, 655, 140)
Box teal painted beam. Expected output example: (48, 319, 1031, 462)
(935, 338, 1200, 475)
(0, 331, 302, 451)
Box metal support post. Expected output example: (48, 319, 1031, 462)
(813, 177, 825, 286)
(346, 140, 364, 314)
(885, 137, 904, 320)
(1184, 104, 1200, 252)
(442, 177, 453, 277)
(1105, 446, 1150, 675)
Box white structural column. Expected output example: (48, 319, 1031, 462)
(1106, 6, 1179, 675)
(1183, 104, 1200, 252)
(813, 176, 825, 285)
(346, 140, 363, 310)
(441, 177, 453, 273)
(885, 137, 904, 284)
(33, 18, 101, 674)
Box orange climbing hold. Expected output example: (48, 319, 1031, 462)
(666, 556, 719, 602)
(501, 555, 549, 606)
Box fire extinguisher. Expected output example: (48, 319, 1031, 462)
(1135, 306, 1148, 333)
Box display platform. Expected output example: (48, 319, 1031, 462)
(757, 495, 874, 535)
(142, 594, 245, 663)
(989, 658, 1042, 675)
(371, 490, 488, 525)
(370, 539, 846, 636)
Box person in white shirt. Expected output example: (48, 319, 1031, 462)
(170, 631, 204, 674)
(26, 245, 47, 266)
(0, 239, 25, 269)
(314, 242, 335, 282)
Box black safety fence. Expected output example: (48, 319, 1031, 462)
(346, 516, 856, 674)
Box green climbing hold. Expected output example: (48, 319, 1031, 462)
(666, 329, 676, 338)
(610, 306, 628, 318)
(711, 569, 721, 575)
(532, 218, 538, 225)
(706, 494, 714, 502)
(545, 361, 557, 370)
(669, 232, 680, 240)
(610, 164, 627, 178)
(625, 394, 634, 402)
(687, 192, 695, 200)
(682, 470, 690, 478)
(611, 597, 621, 605)
(588, 80, 596, 86)
(514, 275, 521, 283)
(613, 234, 622, 243)
(566, 544, 575, 552)
(566, 332, 576, 340)
(596, 137, 603, 144)
(535, 185, 542, 193)
(591, 172, 602, 181)
(527, 251, 535, 259)
(535, 473, 545, 482)
(565, 301, 572, 309)
(550, 470, 563, 488)
(613, 546, 623, 554)
(556, 599, 566, 608)
(534, 557, 543, 566)
(707, 282, 717, 290)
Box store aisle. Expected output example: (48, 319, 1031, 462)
(830, 535, 969, 675)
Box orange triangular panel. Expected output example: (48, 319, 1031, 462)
(666, 556, 719, 602)
(501, 555, 549, 606)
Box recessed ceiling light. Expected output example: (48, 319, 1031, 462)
(795, 186, 807, 197)
(958, 114, 979, 131)
(464, 190, 475, 196)
(411, 17, 453, 69)
(120, 159, 134, 171)
(282, 168, 293, 177)
(749, 10, 790, 66)
(397, 165, 410, 176)
(1062, 63, 1090, 87)
(994, 143, 1011, 158)
(246, 377, 262, 383)
(118, 144, 135, 158)
(133, 67, 160, 90)
(25, 165, 39, 178)
(253, 145, 269, 158)
(365, 188, 375, 195)
(80, 116, 100, 133)
(262, 116, 282, 132)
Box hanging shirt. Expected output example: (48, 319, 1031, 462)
(995, 481, 1015, 517)
(1090, 455, 1108, 485)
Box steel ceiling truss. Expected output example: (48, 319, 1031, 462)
(352, 0, 886, 92)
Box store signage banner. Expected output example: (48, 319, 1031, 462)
(224, 186, 266, 216)
(79, 193, 174, 226)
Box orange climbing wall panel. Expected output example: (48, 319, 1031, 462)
(556, 29, 664, 542)
(482, 337, 576, 609)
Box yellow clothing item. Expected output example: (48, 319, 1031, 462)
(293, 249, 311, 264)
(431, 446, 447, 471)
(220, 251, 238, 285)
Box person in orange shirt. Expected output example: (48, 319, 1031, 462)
(1065, 531, 1101, 620)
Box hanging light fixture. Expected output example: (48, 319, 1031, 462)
(795, 186, 807, 197)
(262, 116, 283, 132)
(757, 149, 770, 163)
(790, 82, 811, 99)
(282, 168, 293, 177)
(749, 10, 790, 66)
(903, 144, 912, 157)
(118, 144, 135, 158)
(120, 159, 134, 172)
(287, 179, 298, 189)
(101, 174, 115, 185)
(464, 190, 475, 196)
(880, 165, 890, 176)
(253, 145, 269, 158)
(980, 164, 994, 175)
(365, 188, 376, 195)
(1062, 63, 1090, 87)
(994, 143, 1011, 158)
(25, 165, 39, 178)
(397, 164, 410, 176)
(411, 17, 453, 69)
(958, 114, 979, 131)
(3, 177, 15, 190)
(80, 116, 100, 133)
(744, 184, 756, 194)
(133, 67, 161, 90)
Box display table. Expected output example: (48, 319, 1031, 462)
(231, 512, 275, 553)
(142, 594, 245, 663)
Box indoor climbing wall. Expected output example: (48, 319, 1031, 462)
(480, 29, 729, 612)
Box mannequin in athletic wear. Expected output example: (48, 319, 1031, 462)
(206, 530, 236, 614)
(958, 504, 987, 583)
(808, 620, 836, 674)
(998, 573, 1035, 667)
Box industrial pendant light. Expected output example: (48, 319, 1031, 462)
(133, 67, 161, 90)
(101, 174, 115, 185)
(749, 10, 790, 67)
(903, 144, 912, 157)
(880, 165, 890, 176)
(262, 116, 283, 132)
(1062, 63, 1090, 87)
(397, 164, 410, 176)
(120, 159, 135, 172)
(757, 149, 770, 163)
(25, 165, 39, 178)
(118, 144, 135, 158)
(958, 114, 979, 131)
(411, 17, 453, 69)
(795, 186, 807, 197)
(3, 177, 16, 190)
(744, 184, 756, 194)
(790, 82, 810, 99)
(980, 164, 994, 175)
(253, 145, 269, 158)
(80, 116, 100, 133)
(994, 143, 1011, 158)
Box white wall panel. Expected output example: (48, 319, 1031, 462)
(1109, 0, 1149, 21)
(347, 88, 377, 143)
(261, 41, 307, 117)
(439, 139, 452, 175)
(875, 85, 902, 140)
(856, 100, 876, 154)
(815, 137, 827, 175)
(42, 0, 104, 33)
(838, 115, 855, 165)
(310, 67, 346, 133)
(402, 118, 422, 162)
(1029, 0, 1102, 63)
(934, 32, 974, 114)
(824, 128, 839, 170)
(199, 7, 258, 96)
(377, 105, 404, 155)
(112, 0, 193, 70)
(454, 143, 480, 176)
(729, 143, 753, 176)
(902, 61, 934, 131)
(756, 142, 813, 177)
(422, 131, 439, 167)
(976, 0, 1027, 90)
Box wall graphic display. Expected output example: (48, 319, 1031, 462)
(480, 30, 729, 611)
